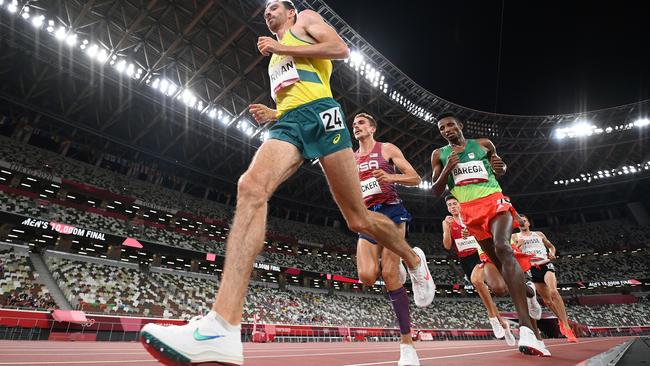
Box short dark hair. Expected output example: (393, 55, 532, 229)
(444, 194, 458, 202)
(280, 1, 297, 24)
(354, 113, 377, 128)
(437, 112, 461, 124)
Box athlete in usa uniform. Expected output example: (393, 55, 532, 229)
(353, 112, 426, 366)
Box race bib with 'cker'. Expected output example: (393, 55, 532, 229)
(360, 177, 383, 198)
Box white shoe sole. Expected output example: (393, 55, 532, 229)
(140, 329, 243, 365)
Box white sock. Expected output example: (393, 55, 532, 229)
(207, 310, 240, 332)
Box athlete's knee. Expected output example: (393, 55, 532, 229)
(470, 270, 483, 288)
(541, 293, 554, 306)
(381, 266, 400, 287)
(550, 289, 562, 303)
(494, 242, 514, 261)
(358, 269, 379, 287)
(491, 284, 508, 297)
(346, 214, 372, 235)
(237, 173, 269, 207)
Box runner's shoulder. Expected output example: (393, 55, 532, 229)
(297, 9, 323, 23)
(430, 147, 443, 161)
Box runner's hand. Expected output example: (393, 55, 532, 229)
(548, 253, 556, 261)
(445, 152, 460, 173)
(490, 154, 506, 175)
(372, 169, 393, 184)
(443, 216, 454, 227)
(461, 227, 470, 239)
(257, 37, 284, 56)
(249, 104, 277, 124)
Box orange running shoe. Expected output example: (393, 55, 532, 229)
(565, 327, 578, 343)
(559, 321, 578, 343)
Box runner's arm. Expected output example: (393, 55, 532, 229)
(478, 138, 507, 177)
(539, 232, 557, 258)
(442, 220, 453, 251)
(511, 233, 522, 248)
(379, 143, 421, 186)
(431, 149, 453, 197)
(274, 10, 349, 59)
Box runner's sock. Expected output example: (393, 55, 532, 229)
(388, 287, 411, 334)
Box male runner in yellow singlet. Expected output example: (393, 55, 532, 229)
(140, 2, 434, 364)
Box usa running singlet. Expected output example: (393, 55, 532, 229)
(268, 29, 333, 117)
(518, 232, 550, 265)
(439, 139, 502, 203)
(355, 142, 401, 208)
(450, 219, 481, 258)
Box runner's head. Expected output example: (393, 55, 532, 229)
(264, 0, 297, 33)
(445, 194, 460, 216)
(519, 214, 531, 230)
(352, 113, 377, 141)
(437, 112, 464, 144)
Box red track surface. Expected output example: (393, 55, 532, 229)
(0, 337, 631, 365)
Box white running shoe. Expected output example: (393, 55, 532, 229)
(537, 339, 552, 357)
(517, 326, 545, 356)
(399, 259, 407, 285)
(489, 317, 505, 339)
(140, 311, 243, 365)
(407, 247, 436, 307)
(503, 321, 516, 346)
(526, 282, 542, 320)
(397, 343, 421, 366)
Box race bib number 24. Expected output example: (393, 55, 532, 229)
(319, 107, 345, 132)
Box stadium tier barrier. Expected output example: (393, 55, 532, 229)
(1, 309, 648, 343)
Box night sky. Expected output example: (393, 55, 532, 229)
(324, 1, 650, 115)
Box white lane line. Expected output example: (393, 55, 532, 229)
(0, 360, 158, 365)
(245, 343, 512, 359)
(342, 338, 622, 366)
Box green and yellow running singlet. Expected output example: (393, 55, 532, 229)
(268, 29, 333, 118)
(439, 139, 502, 203)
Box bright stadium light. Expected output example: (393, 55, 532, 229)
(7, 1, 18, 13)
(46, 19, 54, 32)
(85, 44, 98, 57)
(31, 14, 44, 28)
(115, 59, 126, 73)
(54, 26, 67, 40)
(96, 48, 109, 63)
(554, 161, 650, 186)
(65, 33, 77, 46)
(634, 118, 650, 128)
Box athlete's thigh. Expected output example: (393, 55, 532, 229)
(243, 139, 304, 193)
(357, 238, 382, 279)
(544, 270, 559, 290)
(318, 148, 369, 220)
(483, 261, 506, 290)
(470, 262, 484, 283)
(534, 281, 552, 300)
(380, 223, 407, 270)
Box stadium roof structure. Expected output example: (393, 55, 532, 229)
(0, 0, 648, 226)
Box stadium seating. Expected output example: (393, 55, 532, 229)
(0, 247, 56, 310)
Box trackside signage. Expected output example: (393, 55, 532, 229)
(21, 218, 107, 241)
